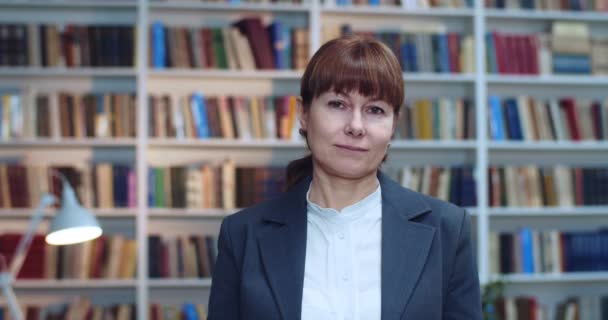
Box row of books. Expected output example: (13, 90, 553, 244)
(488, 166, 608, 207)
(486, 27, 608, 75)
(0, 233, 136, 280)
(149, 93, 476, 141)
(150, 18, 309, 70)
(148, 161, 285, 209)
(0, 24, 135, 68)
(488, 96, 608, 141)
(327, 25, 475, 74)
(150, 303, 207, 320)
(486, 0, 608, 11)
(487, 31, 607, 75)
(148, 234, 218, 279)
(397, 98, 474, 140)
(0, 300, 136, 320)
(490, 229, 608, 274)
(490, 296, 608, 320)
(0, 164, 136, 209)
(148, 94, 301, 140)
(0, 91, 137, 140)
(328, 0, 471, 6)
(399, 166, 476, 207)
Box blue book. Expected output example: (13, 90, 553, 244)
(283, 27, 292, 70)
(0, 95, 3, 137)
(152, 21, 166, 69)
(399, 36, 409, 72)
(182, 303, 199, 320)
(148, 167, 155, 207)
(488, 95, 505, 141)
(407, 37, 419, 72)
(268, 22, 286, 69)
(504, 98, 523, 140)
(229, 0, 240, 4)
(368, 0, 380, 6)
(519, 228, 535, 273)
(553, 54, 591, 74)
(189, 94, 202, 138)
(194, 92, 209, 138)
(486, 33, 497, 73)
(438, 33, 450, 73)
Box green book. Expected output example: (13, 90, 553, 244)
(212, 28, 228, 70)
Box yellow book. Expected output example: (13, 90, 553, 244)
(287, 96, 299, 140)
(222, 159, 236, 210)
(218, 96, 235, 139)
(249, 97, 264, 139)
(414, 100, 433, 140)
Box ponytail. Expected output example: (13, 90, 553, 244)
(284, 154, 313, 192)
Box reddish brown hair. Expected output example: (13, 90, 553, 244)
(285, 35, 405, 190)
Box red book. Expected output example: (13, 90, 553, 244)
(447, 33, 461, 73)
(526, 35, 540, 75)
(528, 297, 537, 320)
(91, 236, 107, 278)
(7, 164, 29, 208)
(234, 17, 275, 69)
(160, 241, 169, 277)
(591, 102, 602, 140)
(492, 32, 507, 74)
(560, 98, 582, 141)
(62, 25, 74, 67)
(516, 35, 529, 74)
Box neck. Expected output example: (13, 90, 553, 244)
(309, 166, 379, 212)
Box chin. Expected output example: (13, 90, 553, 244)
(324, 162, 377, 180)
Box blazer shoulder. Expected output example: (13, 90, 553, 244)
(222, 195, 287, 228)
(400, 187, 469, 231)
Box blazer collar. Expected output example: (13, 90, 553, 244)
(257, 171, 435, 320)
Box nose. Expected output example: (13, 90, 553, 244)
(345, 111, 365, 137)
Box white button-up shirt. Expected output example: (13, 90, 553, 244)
(301, 182, 382, 320)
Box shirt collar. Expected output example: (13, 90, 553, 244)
(306, 179, 381, 225)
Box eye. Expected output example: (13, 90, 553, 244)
(328, 100, 345, 109)
(368, 105, 386, 115)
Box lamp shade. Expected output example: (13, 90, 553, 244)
(45, 181, 102, 246)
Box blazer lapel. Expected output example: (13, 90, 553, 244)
(257, 176, 311, 320)
(379, 172, 436, 320)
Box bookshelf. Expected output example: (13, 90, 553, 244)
(1, 0, 607, 318)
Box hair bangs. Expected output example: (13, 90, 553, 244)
(301, 36, 404, 113)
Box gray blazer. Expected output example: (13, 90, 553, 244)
(208, 171, 482, 320)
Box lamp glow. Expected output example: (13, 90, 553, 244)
(45, 180, 103, 246)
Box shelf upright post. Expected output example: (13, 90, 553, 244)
(474, 0, 489, 286)
(136, 0, 150, 318)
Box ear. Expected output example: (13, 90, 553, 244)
(297, 96, 308, 131)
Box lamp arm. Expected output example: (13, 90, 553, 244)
(0, 273, 24, 320)
(8, 193, 56, 275)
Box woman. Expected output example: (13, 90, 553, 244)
(208, 35, 482, 320)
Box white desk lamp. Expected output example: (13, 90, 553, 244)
(0, 171, 103, 320)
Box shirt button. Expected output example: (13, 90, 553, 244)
(338, 233, 345, 239)
(342, 275, 349, 281)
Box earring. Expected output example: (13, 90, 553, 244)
(299, 128, 307, 137)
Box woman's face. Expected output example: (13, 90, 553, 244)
(299, 90, 396, 180)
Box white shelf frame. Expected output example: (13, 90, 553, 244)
(484, 9, 608, 22)
(0, 138, 137, 147)
(148, 278, 212, 288)
(0, 68, 137, 77)
(12, 279, 138, 289)
(491, 272, 608, 284)
(0, 0, 138, 8)
(0, 208, 137, 219)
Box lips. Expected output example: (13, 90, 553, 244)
(335, 144, 368, 152)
